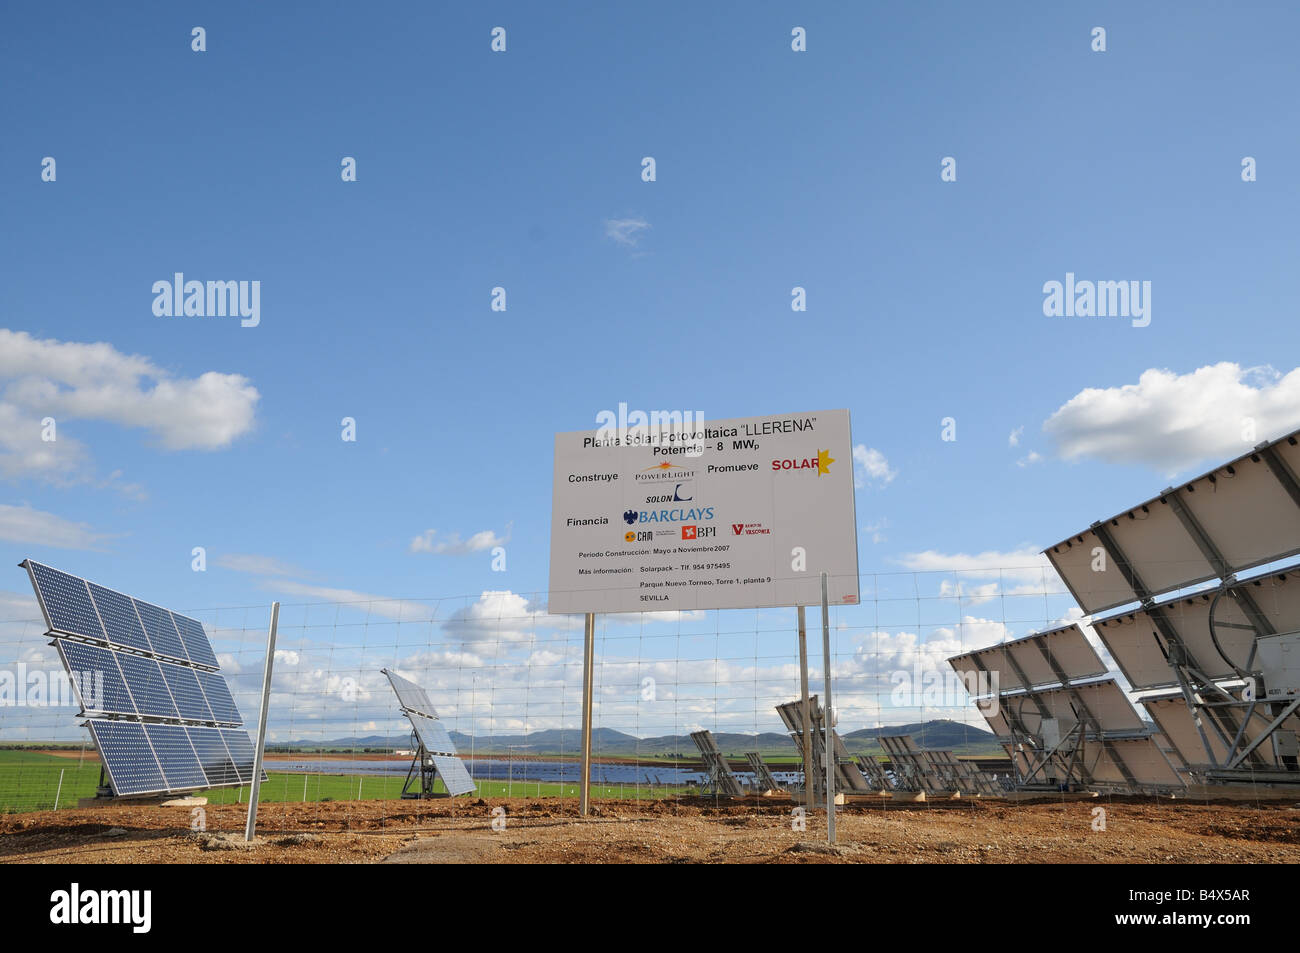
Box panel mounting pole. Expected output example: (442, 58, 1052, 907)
(821, 571, 835, 845)
(579, 611, 595, 817)
(244, 601, 279, 842)
(797, 605, 814, 810)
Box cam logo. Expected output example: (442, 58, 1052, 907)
(625, 531, 636, 542)
(623, 510, 638, 525)
(771, 449, 835, 476)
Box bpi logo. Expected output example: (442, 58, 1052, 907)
(681, 526, 715, 540)
(682, 525, 697, 540)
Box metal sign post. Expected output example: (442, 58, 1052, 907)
(579, 611, 595, 816)
(797, 605, 814, 810)
(821, 572, 835, 844)
(244, 601, 279, 842)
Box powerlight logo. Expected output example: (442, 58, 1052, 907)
(50, 883, 151, 934)
(152, 273, 261, 327)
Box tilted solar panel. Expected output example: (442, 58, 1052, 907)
(1044, 429, 1300, 615)
(131, 599, 189, 663)
(430, 754, 476, 796)
(219, 729, 262, 784)
(113, 651, 180, 720)
(410, 713, 457, 756)
(947, 623, 1107, 693)
(87, 582, 152, 654)
(54, 639, 135, 717)
(196, 669, 242, 726)
(159, 662, 214, 722)
(88, 720, 167, 797)
(185, 726, 241, 787)
(382, 668, 436, 717)
(28, 561, 105, 642)
(171, 613, 219, 670)
(145, 723, 209, 789)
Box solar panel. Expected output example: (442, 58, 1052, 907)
(144, 723, 209, 789)
(195, 669, 242, 726)
(186, 726, 241, 787)
(171, 612, 219, 670)
(113, 652, 180, 720)
(54, 639, 135, 716)
(430, 754, 476, 796)
(28, 561, 105, 642)
(382, 668, 436, 717)
(87, 719, 167, 796)
(131, 599, 188, 663)
(410, 713, 457, 756)
(1086, 736, 1183, 788)
(159, 662, 214, 722)
(1045, 430, 1300, 615)
(220, 729, 262, 783)
(990, 679, 1147, 737)
(1095, 562, 1300, 691)
(948, 623, 1107, 693)
(86, 582, 152, 654)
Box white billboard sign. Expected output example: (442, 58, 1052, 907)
(548, 409, 859, 614)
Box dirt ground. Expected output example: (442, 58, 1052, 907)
(2, 795, 1298, 864)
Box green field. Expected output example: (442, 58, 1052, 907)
(0, 750, 693, 814)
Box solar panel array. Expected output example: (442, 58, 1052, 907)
(381, 667, 476, 796)
(22, 559, 257, 798)
(1038, 430, 1300, 786)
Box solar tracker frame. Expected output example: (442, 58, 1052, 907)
(947, 623, 1107, 694)
(1044, 429, 1300, 615)
(1095, 561, 1300, 691)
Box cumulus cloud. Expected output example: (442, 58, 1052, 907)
(1009, 426, 1024, 447)
(0, 503, 117, 551)
(0, 330, 259, 486)
(409, 525, 511, 555)
(899, 547, 1060, 605)
(1016, 450, 1043, 468)
(1044, 363, 1300, 475)
(853, 445, 896, 488)
(604, 217, 651, 246)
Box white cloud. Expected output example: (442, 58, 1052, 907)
(862, 518, 888, 543)
(604, 217, 651, 247)
(899, 547, 1060, 604)
(1009, 426, 1024, 447)
(1044, 362, 1300, 475)
(852, 445, 896, 488)
(1016, 450, 1043, 468)
(0, 330, 259, 485)
(216, 553, 308, 577)
(0, 503, 117, 551)
(264, 580, 439, 622)
(409, 525, 510, 555)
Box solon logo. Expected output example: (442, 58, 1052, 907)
(771, 449, 835, 476)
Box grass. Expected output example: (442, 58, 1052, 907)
(0, 750, 693, 814)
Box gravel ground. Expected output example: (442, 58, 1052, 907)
(2, 796, 1298, 864)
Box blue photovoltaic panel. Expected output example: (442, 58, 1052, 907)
(185, 727, 240, 787)
(55, 639, 135, 716)
(171, 613, 219, 670)
(219, 728, 263, 783)
(410, 713, 457, 756)
(113, 652, 179, 720)
(159, 662, 214, 722)
(144, 723, 208, 789)
(431, 754, 476, 796)
(29, 562, 104, 642)
(86, 582, 152, 654)
(383, 669, 436, 718)
(132, 599, 188, 663)
(88, 720, 167, 796)
(196, 669, 242, 725)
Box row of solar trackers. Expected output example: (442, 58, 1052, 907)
(87, 720, 263, 798)
(23, 559, 221, 671)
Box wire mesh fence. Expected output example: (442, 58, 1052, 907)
(1, 565, 1087, 824)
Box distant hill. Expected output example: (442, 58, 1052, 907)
(270, 719, 999, 757)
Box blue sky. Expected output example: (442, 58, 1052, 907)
(3, 3, 1299, 743)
